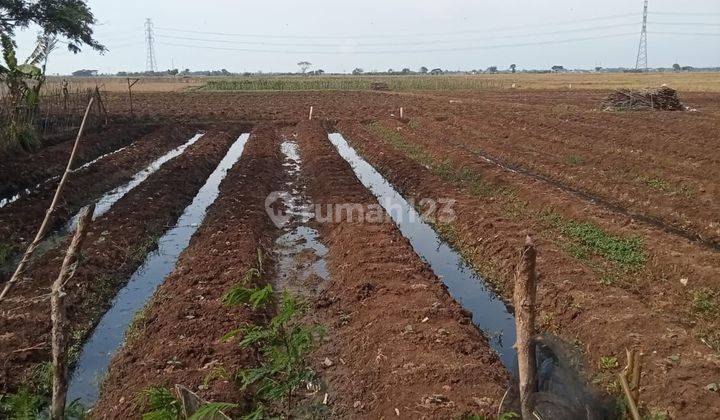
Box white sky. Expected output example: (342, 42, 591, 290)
(12, 0, 720, 74)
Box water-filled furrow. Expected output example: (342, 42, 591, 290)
(66, 133, 250, 406)
(328, 132, 518, 374)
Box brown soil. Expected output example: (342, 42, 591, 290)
(0, 124, 201, 279)
(0, 130, 236, 393)
(93, 125, 284, 418)
(295, 121, 509, 419)
(338, 120, 720, 419)
(0, 123, 156, 200)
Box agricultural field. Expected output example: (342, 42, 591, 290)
(1, 75, 719, 419)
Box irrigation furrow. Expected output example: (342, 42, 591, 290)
(0, 126, 201, 280)
(68, 133, 251, 405)
(0, 130, 237, 395)
(0, 124, 155, 202)
(294, 121, 509, 418)
(94, 126, 285, 417)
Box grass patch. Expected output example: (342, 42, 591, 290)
(692, 288, 718, 315)
(565, 154, 584, 166)
(129, 233, 162, 264)
(544, 213, 645, 270)
(641, 176, 696, 198)
(0, 242, 14, 266)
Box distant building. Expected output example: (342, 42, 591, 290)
(72, 69, 99, 77)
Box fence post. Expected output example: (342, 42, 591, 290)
(127, 78, 140, 118)
(514, 235, 538, 419)
(50, 204, 94, 420)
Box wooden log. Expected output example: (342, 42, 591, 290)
(50, 204, 94, 419)
(0, 96, 95, 303)
(514, 235, 538, 419)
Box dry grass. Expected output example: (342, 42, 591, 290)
(42, 72, 720, 93)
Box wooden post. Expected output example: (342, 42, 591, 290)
(0, 97, 95, 303)
(399, 107, 404, 119)
(127, 78, 140, 117)
(514, 235, 538, 419)
(619, 349, 642, 420)
(308, 106, 314, 121)
(50, 204, 94, 420)
(94, 86, 109, 126)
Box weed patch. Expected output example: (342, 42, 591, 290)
(544, 213, 645, 270)
(565, 154, 585, 166)
(692, 288, 718, 315)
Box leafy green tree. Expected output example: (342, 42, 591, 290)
(419, 66, 428, 74)
(510, 64, 517, 73)
(0, 0, 104, 53)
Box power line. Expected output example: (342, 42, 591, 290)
(154, 12, 640, 40)
(154, 23, 639, 48)
(157, 32, 636, 55)
(145, 18, 157, 72)
(648, 22, 720, 26)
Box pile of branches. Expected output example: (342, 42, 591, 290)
(602, 86, 685, 111)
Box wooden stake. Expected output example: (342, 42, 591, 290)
(309, 106, 314, 121)
(619, 372, 641, 420)
(0, 97, 95, 303)
(127, 78, 140, 117)
(50, 204, 94, 420)
(514, 235, 538, 419)
(400, 107, 404, 119)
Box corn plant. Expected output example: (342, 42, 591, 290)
(140, 386, 238, 420)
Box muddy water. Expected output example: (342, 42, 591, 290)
(328, 133, 518, 374)
(274, 139, 328, 291)
(66, 133, 250, 406)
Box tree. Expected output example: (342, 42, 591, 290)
(168, 68, 179, 76)
(419, 66, 428, 74)
(352, 67, 364, 75)
(551, 65, 565, 73)
(401, 68, 411, 75)
(297, 61, 312, 74)
(595, 66, 603, 72)
(0, 0, 104, 54)
(486, 66, 498, 74)
(430, 68, 443, 75)
(672, 63, 681, 72)
(510, 64, 517, 74)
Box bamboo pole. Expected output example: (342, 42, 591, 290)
(514, 235, 538, 419)
(50, 204, 94, 420)
(0, 96, 95, 303)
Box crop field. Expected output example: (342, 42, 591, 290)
(1, 77, 719, 419)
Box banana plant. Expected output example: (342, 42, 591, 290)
(0, 32, 54, 151)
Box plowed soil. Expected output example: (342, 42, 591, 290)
(0, 124, 155, 201)
(296, 121, 509, 418)
(0, 130, 236, 393)
(0, 125, 200, 279)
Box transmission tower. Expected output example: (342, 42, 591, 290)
(635, 0, 649, 71)
(145, 18, 157, 73)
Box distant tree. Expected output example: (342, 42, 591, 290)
(297, 61, 312, 74)
(352, 68, 364, 75)
(419, 66, 429, 74)
(672, 63, 681, 72)
(430, 68, 443, 75)
(681, 65, 694, 72)
(182, 68, 190, 75)
(595, 66, 603, 72)
(387, 68, 394, 74)
(551, 65, 565, 73)
(486, 66, 498, 74)
(71, 69, 98, 77)
(510, 64, 517, 73)
(168, 68, 179, 76)
(401, 68, 411, 74)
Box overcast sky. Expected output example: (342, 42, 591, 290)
(13, 0, 720, 74)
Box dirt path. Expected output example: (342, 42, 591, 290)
(295, 121, 509, 419)
(0, 125, 201, 279)
(0, 124, 156, 201)
(0, 130, 236, 394)
(94, 125, 284, 418)
(339, 122, 720, 419)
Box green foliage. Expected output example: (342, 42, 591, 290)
(0, 387, 44, 419)
(565, 154, 584, 166)
(229, 288, 322, 415)
(546, 213, 645, 269)
(600, 356, 619, 370)
(188, 402, 239, 420)
(141, 386, 182, 420)
(222, 284, 273, 309)
(499, 413, 521, 420)
(0, 1, 104, 53)
(692, 288, 718, 315)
